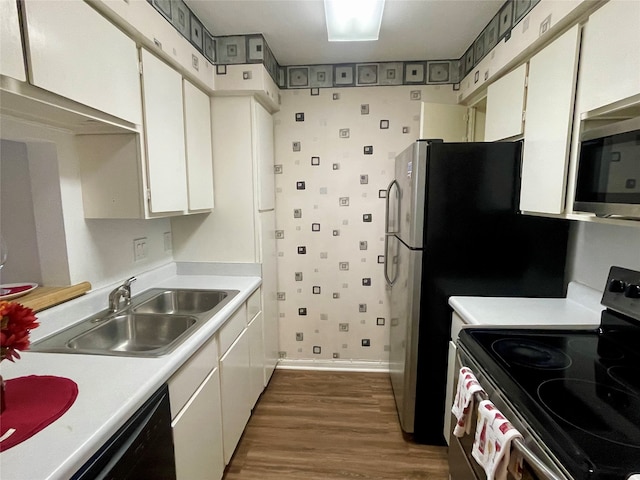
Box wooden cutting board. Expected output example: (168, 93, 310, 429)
(16, 282, 92, 312)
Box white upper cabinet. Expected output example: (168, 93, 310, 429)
(22, 0, 142, 124)
(419, 102, 467, 142)
(1, 0, 26, 81)
(253, 101, 275, 211)
(183, 80, 215, 212)
(520, 25, 581, 214)
(484, 63, 527, 141)
(578, 0, 640, 114)
(141, 48, 188, 214)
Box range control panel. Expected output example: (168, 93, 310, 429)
(602, 266, 640, 320)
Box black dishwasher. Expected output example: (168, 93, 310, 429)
(72, 384, 176, 480)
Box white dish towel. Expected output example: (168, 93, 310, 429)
(451, 367, 485, 437)
(472, 399, 524, 480)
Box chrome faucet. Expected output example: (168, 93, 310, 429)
(108, 276, 137, 313)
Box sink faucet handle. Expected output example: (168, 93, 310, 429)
(124, 276, 137, 288)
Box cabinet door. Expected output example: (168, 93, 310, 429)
(219, 328, 251, 464)
(22, 0, 142, 124)
(579, 0, 640, 113)
(1, 0, 25, 81)
(141, 49, 188, 214)
(248, 311, 265, 408)
(184, 80, 214, 211)
(419, 103, 467, 142)
(484, 63, 527, 141)
(172, 368, 225, 480)
(520, 25, 581, 214)
(253, 100, 275, 211)
(259, 210, 279, 385)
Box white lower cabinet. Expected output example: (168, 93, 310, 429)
(172, 368, 224, 480)
(248, 311, 265, 408)
(220, 328, 251, 464)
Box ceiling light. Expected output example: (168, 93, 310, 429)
(324, 0, 385, 42)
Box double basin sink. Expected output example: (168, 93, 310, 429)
(31, 288, 239, 357)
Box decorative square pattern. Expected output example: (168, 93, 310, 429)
(298, 308, 307, 315)
(514, 0, 532, 24)
(203, 33, 215, 63)
(359, 304, 367, 313)
(404, 63, 425, 84)
(313, 346, 321, 354)
(311, 88, 320, 96)
(339, 197, 349, 206)
(380, 120, 390, 129)
(427, 62, 450, 83)
(297, 246, 307, 254)
(410, 90, 422, 101)
(295, 112, 305, 122)
(311, 156, 320, 166)
(464, 46, 475, 75)
(293, 208, 302, 218)
(313, 286, 321, 294)
(357, 64, 378, 85)
(339, 262, 349, 271)
(363, 214, 372, 222)
(247, 35, 264, 61)
(379, 62, 403, 85)
(170, 0, 190, 38)
(334, 65, 355, 86)
(310, 65, 333, 88)
(360, 175, 368, 184)
(293, 141, 301, 152)
(312, 223, 320, 232)
(339, 129, 350, 139)
(362, 339, 371, 347)
(361, 104, 370, 115)
(153, 0, 171, 20)
(498, 1, 514, 39)
(364, 146, 373, 155)
(474, 34, 485, 63)
(288, 67, 310, 88)
(189, 14, 204, 51)
(484, 14, 500, 53)
(377, 318, 385, 326)
(216, 36, 246, 63)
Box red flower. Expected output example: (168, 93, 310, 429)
(0, 301, 39, 362)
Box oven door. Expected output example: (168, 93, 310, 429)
(448, 350, 569, 480)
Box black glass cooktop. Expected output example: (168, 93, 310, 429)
(459, 311, 640, 480)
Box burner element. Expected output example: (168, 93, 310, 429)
(538, 378, 640, 449)
(608, 367, 640, 393)
(492, 338, 572, 370)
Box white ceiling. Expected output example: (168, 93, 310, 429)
(184, 0, 504, 66)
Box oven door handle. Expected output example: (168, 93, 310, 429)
(456, 351, 567, 480)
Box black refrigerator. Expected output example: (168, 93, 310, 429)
(384, 140, 568, 445)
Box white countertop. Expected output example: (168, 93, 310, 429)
(0, 264, 261, 480)
(449, 281, 603, 329)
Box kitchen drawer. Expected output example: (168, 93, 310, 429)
(247, 288, 262, 323)
(168, 335, 218, 419)
(218, 304, 247, 354)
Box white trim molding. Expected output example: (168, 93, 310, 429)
(276, 359, 390, 373)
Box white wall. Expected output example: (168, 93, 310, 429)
(567, 221, 640, 290)
(0, 115, 173, 290)
(0, 139, 42, 284)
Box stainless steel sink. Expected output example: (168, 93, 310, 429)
(67, 313, 197, 354)
(30, 288, 239, 357)
(133, 289, 229, 315)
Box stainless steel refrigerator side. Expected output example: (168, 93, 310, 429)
(384, 179, 400, 286)
(388, 238, 424, 433)
(394, 141, 429, 249)
(387, 141, 429, 434)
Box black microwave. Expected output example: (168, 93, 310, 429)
(574, 116, 640, 218)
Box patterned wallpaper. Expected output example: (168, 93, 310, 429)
(148, 0, 541, 89)
(273, 85, 458, 363)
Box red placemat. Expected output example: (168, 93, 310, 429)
(0, 375, 78, 451)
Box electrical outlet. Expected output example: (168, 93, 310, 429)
(133, 237, 147, 262)
(163, 232, 172, 252)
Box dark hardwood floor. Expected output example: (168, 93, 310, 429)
(223, 370, 449, 480)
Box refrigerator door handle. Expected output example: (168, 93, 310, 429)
(384, 235, 394, 286)
(385, 179, 399, 235)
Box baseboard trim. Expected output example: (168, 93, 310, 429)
(276, 359, 390, 373)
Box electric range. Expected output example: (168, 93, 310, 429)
(457, 266, 640, 480)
